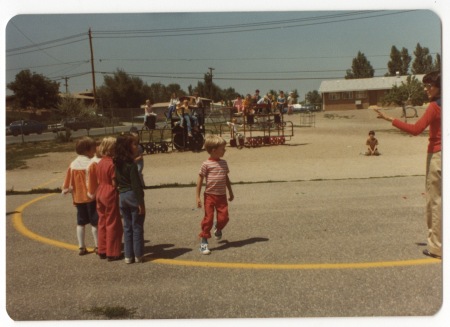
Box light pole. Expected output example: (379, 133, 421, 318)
(208, 67, 215, 101)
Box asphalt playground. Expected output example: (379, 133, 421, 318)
(3, 110, 446, 326)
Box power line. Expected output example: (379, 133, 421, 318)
(7, 11, 393, 57)
(92, 10, 414, 39)
(6, 38, 88, 57)
(98, 71, 351, 81)
(6, 32, 87, 53)
(93, 11, 381, 35)
(9, 21, 66, 64)
(98, 54, 391, 62)
(48, 71, 92, 81)
(6, 60, 90, 72)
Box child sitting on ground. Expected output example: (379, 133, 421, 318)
(365, 130, 380, 156)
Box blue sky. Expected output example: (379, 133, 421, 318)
(3, 4, 443, 102)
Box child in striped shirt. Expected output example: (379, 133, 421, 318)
(196, 135, 234, 255)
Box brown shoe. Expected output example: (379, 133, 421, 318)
(107, 255, 124, 262)
(79, 248, 88, 256)
(423, 249, 441, 259)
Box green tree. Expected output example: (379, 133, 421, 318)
(218, 87, 240, 105)
(165, 83, 186, 99)
(381, 75, 428, 106)
(97, 69, 149, 108)
(400, 47, 412, 75)
(192, 73, 223, 101)
(265, 89, 276, 98)
(7, 69, 60, 110)
(411, 43, 433, 74)
(387, 46, 402, 76)
(387, 46, 411, 76)
(433, 53, 441, 71)
(345, 51, 374, 79)
(146, 82, 166, 103)
(56, 95, 96, 119)
(306, 90, 322, 105)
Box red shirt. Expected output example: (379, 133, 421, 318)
(392, 100, 441, 153)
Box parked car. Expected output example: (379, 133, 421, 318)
(290, 104, 322, 112)
(66, 117, 104, 131)
(49, 117, 104, 132)
(9, 120, 47, 136)
(302, 104, 315, 111)
(48, 121, 66, 133)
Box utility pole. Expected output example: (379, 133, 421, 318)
(63, 77, 69, 93)
(88, 28, 97, 105)
(208, 67, 215, 101)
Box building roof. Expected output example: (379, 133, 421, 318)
(318, 74, 425, 93)
(59, 92, 95, 100)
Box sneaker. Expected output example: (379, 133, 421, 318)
(200, 243, 211, 255)
(135, 256, 143, 263)
(125, 257, 135, 264)
(79, 247, 88, 256)
(214, 228, 222, 240)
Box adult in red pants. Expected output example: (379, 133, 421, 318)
(375, 70, 442, 259)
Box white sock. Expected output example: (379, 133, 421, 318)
(77, 225, 85, 249)
(91, 226, 98, 247)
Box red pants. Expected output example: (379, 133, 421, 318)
(97, 186, 123, 257)
(199, 193, 229, 239)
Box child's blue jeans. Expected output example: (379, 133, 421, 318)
(119, 191, 145, 258)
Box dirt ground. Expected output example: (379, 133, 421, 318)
(5, 107, 429, 192)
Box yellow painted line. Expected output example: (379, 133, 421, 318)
(13, 194, 80, 252)
(150, 257, 440, 270)
(13, 194, 442, 270)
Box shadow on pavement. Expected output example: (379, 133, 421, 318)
(211, 237, 269, 252)
(144, 243, 192, 261)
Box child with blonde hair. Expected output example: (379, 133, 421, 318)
(62, 137, 98, 256)
(196, 135, 234, 255)
(95, 137, 123, 261)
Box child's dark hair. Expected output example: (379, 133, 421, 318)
(75, 136, 96, 155)
(114, 133, 136, 169)
(369, 130, 375, 135)
(423, 70, 441, 89)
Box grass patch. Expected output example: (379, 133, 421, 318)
(6, 139, 76, 170)
(84, 305, 136, 319)
(6, 131, 122, 170)
(6, 187, 61, 195)
(146, 182, 196, 189)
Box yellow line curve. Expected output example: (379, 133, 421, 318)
(12, 194, 442, 270)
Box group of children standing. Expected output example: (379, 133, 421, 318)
(62, 132, 234, 260)
(62, 133, 146, 264)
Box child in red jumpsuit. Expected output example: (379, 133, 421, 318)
(94, 137, 123, 261)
